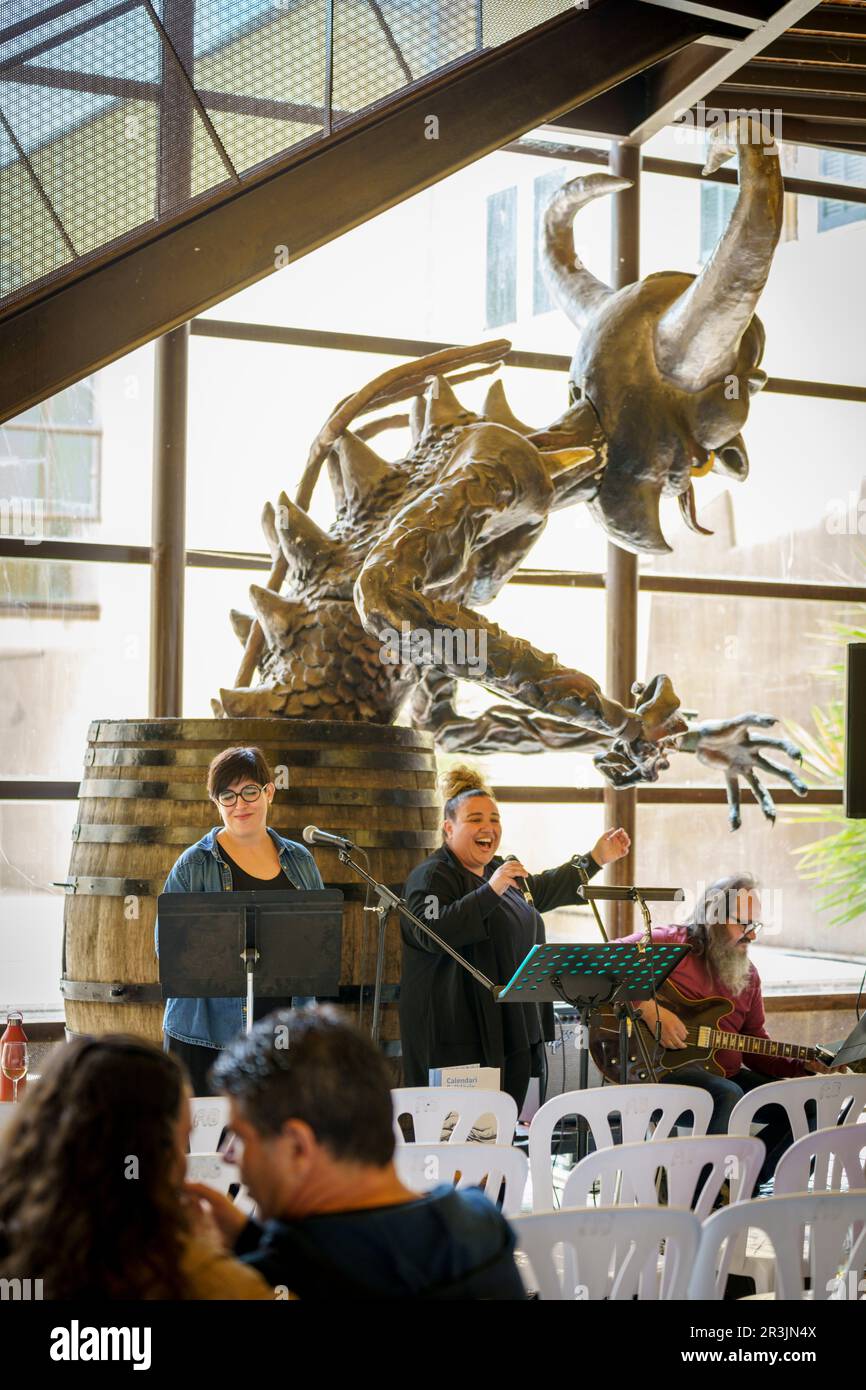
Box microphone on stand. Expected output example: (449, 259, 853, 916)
(302, 825, 356, 849)
(503, 854, 533, 904)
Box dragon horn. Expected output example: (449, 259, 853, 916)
(655, 117, 783, 391)
(542, 173, 631, 329)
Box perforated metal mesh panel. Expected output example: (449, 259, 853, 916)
(0, 0, 574, 313)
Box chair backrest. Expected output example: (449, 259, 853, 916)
(393, 1142, 528, 1217)
(513, 1206, 700, 1300)
(528, 1084, 713, 1212)
(774, 1122, 866, 1196)
(391, 1088, 517, 1144)
(690, 1192, 866, 1301)
(188, 1096, 230, 1153)
(560, 1134, 764, 1222)
(185, 1152, 241, 1194)
(728, 1074, 866, 1142)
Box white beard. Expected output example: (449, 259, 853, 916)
(706, 933, 753, 997)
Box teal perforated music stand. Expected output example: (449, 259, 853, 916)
(497, 941, 689, 1160)
(496, 941, 687, 1008)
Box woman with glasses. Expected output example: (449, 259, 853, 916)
(156, 746, 324, 1095)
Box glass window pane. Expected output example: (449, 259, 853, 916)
(0, 559, 149, 780)
(0, 344, 153, 544)
(184, 566, 268, 715)
(0, 799, 77, 1017)
(486, 186, 517, 329)
(633, 805, 865, 968)
(640, 593, 854, 787)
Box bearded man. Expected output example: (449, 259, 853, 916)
(622, 874, 838, 1189)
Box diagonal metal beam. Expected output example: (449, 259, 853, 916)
(626, 0, 825, 142)
(0, 0, 720, 423)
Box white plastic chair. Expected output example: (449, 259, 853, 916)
(188, 1096, 230, 1153)
(774, 1122, 866, 1196)
(394, 1142, 528, 1217)
(728, 1073, 866, 1145)
(528, 1083, 713, 1212)
(391, 1087, 517, 1144)
(560, 1134, 764, 1221)
(513, 1206, 700, 1300)
(689, 1192, 866, 1301)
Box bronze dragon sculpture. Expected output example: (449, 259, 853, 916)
(216, 120, 806, 830)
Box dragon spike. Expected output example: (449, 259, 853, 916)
(331, 431, 390, 512)
(261, 501, 281, 562)
(219, 687, 273, 717)
(483, 379, 535, 435)
(409, 394, 425, 444)
(422, 375, 476, 436)
(229, 609, 254, 645)
(274, 490, 337, 578)
(248, 584, 303, 648)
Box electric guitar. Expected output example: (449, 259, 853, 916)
(589, 978, 836, 1083)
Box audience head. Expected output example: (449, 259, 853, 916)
(0, 1035, 193, 1299)
(211, 1006, 396, 1219)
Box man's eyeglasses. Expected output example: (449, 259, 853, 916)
(215, 783, 269, 808)
(732, 916, 763, 939)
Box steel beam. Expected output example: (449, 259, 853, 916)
(604, 142, 641, 939)
(0, 1, 735, 423)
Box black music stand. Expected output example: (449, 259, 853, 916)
(157, 890, 343, 1034)
(497, 941, 688, 1159)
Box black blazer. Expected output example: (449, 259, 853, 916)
(398, 843, 601, 1087)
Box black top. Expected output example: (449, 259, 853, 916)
(233, 1185, 526, 1300)
(216, 839, 295, 1018)
(216, 840, 286, 892)
(398, 844, 600, 1088)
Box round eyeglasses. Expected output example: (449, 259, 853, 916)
(215, 784, 268, 808)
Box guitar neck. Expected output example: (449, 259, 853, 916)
(700, 1024, 818, 1066)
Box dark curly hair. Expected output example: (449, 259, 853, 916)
(0, 1035, 193, 1300)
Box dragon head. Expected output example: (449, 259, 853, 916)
(541, 118, 782, 553)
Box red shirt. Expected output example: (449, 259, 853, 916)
(619, 924, 807, 1080)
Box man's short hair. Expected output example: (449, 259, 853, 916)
(210, 1006, 396, 1167)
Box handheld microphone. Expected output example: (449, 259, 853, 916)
(503, 854, 533, 904)
(302, 825, 355, 849)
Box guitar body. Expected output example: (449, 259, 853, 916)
(589, 979, 736, 1084)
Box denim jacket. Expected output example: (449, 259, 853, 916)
(155, 826, 324, 1048)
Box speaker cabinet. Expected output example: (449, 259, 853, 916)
(845, 643, 866, 819)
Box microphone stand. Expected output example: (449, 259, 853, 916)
(574, 864, 660, 1087)
(335, 844, 497, 1044)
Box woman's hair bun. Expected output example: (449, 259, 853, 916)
(439, 762, 492, 805)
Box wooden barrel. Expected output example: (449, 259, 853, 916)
(62, 719, 441, 1060)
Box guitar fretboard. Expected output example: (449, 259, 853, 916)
(693, 1024, 817, 1064)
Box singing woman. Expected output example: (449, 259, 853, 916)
(399, 764, 630, 1111)
(155, 745, 323, 1096)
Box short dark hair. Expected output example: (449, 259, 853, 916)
(210, 1006, 396, 1167)
(207, 745, 273, 801)
(684, 873, 758, 957)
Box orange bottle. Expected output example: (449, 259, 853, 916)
(0, 1011, 27, 1102)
